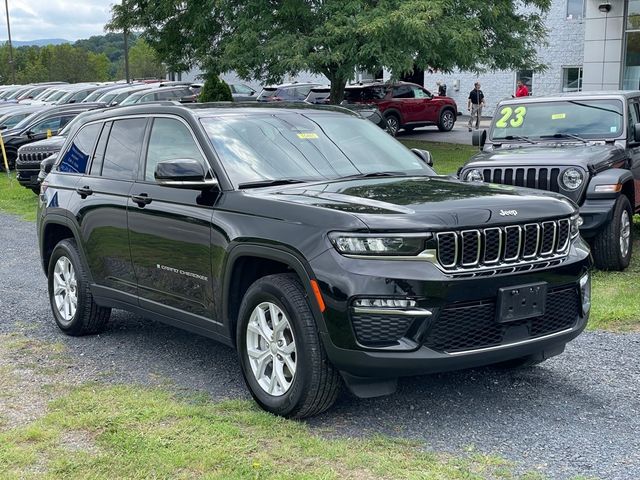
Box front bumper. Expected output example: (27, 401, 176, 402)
(311, 238, 591, 379)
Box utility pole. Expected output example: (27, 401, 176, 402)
(4, 0, 15, 84)
(123, 28, 130, 83)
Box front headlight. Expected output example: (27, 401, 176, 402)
(463, 169, 484, 182)
(561, 168, 584, 190)
(328, 232, 429, 256)
(570, 214, 583, 238)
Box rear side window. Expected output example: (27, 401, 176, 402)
(101, 118, 147, 180)
(58, 123, 102, 174)
(144, 118, 206, 181)
(392, 85, 414, 99)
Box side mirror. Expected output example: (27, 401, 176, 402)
(26, 129, 35, 138)
(634, 123, 640, 142)
(154, 158, 218, 189)
(411, 148, 433, 166)
(0, 125, 6, 130)
(472, 129, 487, 148)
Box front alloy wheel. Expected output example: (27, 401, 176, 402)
(620, 209, 631, 259)
(438, 109, 455, 131)
(246, 302, 297, 396)
(237, 273, 341, 418)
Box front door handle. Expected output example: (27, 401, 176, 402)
(131, 193, 152, 207)
(76, 186, 93, 198)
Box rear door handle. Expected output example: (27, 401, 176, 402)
(76, 186, 93, 198)
(131, 193, 152, 207)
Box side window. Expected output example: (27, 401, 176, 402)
(31, 117, 62, 134)
(145, 118, 206, 182)
(140, 93, 156, 103)
(90, 122, 111, 176)
(412, 87, 431, 99)
(392, 85, 414, 99)
(236, 85, 253, 94)
(59, 115, 76, 129)
(58, 123, 102, 174)
(628, 101, 640, 141)
(101, 118, 147, 180)
(155, 90, 175, 101)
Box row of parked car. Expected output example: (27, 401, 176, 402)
(232, 80, 459, 136)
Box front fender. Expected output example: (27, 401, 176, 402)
(586, 168, 634, 200)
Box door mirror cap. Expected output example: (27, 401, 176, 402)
(472, 129, 487, 148)
(154, 158, 218, 189)
(411, 148, 433, 166)
(634, 123, 640, 142)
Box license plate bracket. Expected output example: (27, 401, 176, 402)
(497, 282, 547, 323)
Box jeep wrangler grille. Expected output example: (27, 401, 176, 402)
(481, 167, 561, 192)
(435, 218, 570, 274)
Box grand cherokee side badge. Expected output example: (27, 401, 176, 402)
(499, 209, 518, 216)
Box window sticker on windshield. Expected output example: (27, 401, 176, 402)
(297, 133, 319, 139)
(495, 106, 527, 128)
(551, 113, 566, 120)
(610, 126, 617, 133)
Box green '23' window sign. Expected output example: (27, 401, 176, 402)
(495, 106, 527, 128)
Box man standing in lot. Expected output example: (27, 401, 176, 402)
(467, 82, 485, 131)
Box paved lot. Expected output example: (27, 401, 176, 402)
(397, 115, 492, 145)
(1, 211, 639, 480)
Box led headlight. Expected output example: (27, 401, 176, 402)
(570, 214, 583, 238)
(561, 168, 584, 190)
(328, 233, 428, 256)
(463, 169, 484, 182)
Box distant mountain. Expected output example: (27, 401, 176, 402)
(3, 39, 70, 47)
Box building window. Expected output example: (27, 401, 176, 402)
(566, 0, 584, 20)
(516, 70, 533, 96)
(563, 67, 583, 92)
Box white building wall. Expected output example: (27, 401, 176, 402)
(424, 0, 585, 116)
(582, 0, 625, 90)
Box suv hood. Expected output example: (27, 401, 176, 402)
(19, 135, 66, 153)
(265, 176, 575, 230)
(466, 143, 621, 168)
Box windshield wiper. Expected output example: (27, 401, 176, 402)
(338, 171, 411, 180)
(540, 132, 587, 143)
(238, 179, 307, 189)
(501, 135, 536, 144)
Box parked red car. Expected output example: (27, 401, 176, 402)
(344, 81, 458, 136)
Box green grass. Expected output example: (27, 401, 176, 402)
(399, 139, 478, 175)
(0, 173, 38, 222)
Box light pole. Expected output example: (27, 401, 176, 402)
(4, 0, 15, 84)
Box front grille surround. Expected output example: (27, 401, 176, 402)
(435, 218, 571, 274)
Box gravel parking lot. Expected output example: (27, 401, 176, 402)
(1, 211, 639, 480)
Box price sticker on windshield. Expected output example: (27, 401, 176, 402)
(551, 113, 566, 120)
(297, 133, 319, 139)
(495, 106, 527, 128)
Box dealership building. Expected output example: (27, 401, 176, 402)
(423, 0, 640, 115)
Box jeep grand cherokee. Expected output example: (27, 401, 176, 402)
(38, 103, 592, 418)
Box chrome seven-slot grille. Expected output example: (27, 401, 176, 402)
(436, 218, 571, 273)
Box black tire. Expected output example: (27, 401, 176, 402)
(403, 126, 415, 132)
(47, 238, 111, 336)
(591, 195, 633, 271)
(31, 187, 40, 195)
(437, 108, 456, 132)
(236, 273, 341, 418)
(0, 147, 16, 171)
(384, 113, 400, 137)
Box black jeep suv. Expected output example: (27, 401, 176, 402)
(461, 92, 640, 271)
(38, 103, 591, 418)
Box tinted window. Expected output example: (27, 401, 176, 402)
(145, 118, 206, 181)
(90, 122, 111, 176)
(101, 118, 147, 180)
(392, 85, 414, 98)
(31, 115, 74, 135)
(155, 90, 175, 101)
(58, 123, 102, 174)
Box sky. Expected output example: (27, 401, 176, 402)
(0, 0, 114, 42)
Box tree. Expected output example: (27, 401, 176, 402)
(199, 73, 232, 102)
(127, 39, 165, 79)
(110, 0, 551, 103)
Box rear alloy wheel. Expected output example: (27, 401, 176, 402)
(592, 195, 633, 271)
(237, 273, 341, 418)
(385, 114, 400, 137)
(437, 109, 455, 132)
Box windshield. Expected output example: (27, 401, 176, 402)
(491, 99, 624, 140)
(83, 90, 107, 102)
(12, 111, 41, 131)
(200, 113, 430, 186)
(119, 93, 142, 106)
